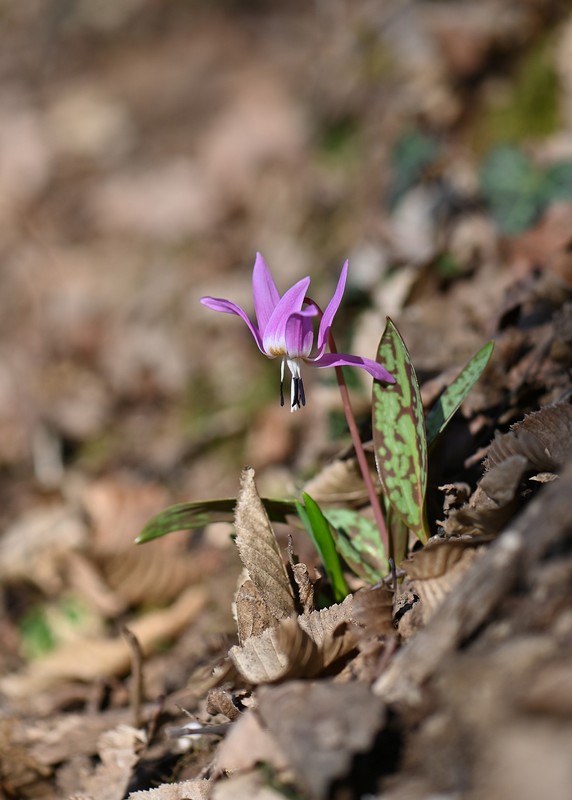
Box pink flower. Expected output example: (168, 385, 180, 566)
(200, 253, 394, 410)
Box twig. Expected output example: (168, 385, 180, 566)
(122, 625, 144, 729)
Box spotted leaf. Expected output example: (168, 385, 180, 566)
(373, 318, 428, 544)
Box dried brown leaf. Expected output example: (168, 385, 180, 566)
(212, 709, 289, 776)
(128, 779, 211, 800)
(229, 616, 317, 684)
(234, 468, 295, 620)
(212, 771, 286, 800)
(206, 687, 241, 721)
(352, 584, 395, 638)
(234, 578, 275, 644)
(487, 403, 572, 473)
(74, 725, 145, 800)
(298, 595, 357, 668)
(97, 545, 222, 608)
(290, 561, 315, 614)
(443, 454, 529, 537)
(256, 680, 386, 800)
(303, 457, 370, 505)
(0, 588, 205, 698)
(403, 540, 481, 621)
(230, 597, 357, 684)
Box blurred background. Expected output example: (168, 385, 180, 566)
(2, 0, 572, 714)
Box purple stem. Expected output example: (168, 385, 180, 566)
(305, 298, 390, 556)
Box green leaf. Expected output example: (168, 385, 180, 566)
(425, 341, 495, 448)
(136, 497, 297, 544)
(372, 318, 428, 544)
(296, 493, 350, 602)
(324, 508, 388, 583)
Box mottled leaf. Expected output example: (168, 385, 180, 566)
(373, 318, 428, 543)
(136, 497, 296, 544)
(296, 494, 349, 602)
(425, 341, 495, 447)
(324, 508, 388, 583)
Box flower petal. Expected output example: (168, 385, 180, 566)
(308, 351, 395, 383)
(284, 312, 315, 358)
(252, 252, 280, 334)
(263, 276, 312, 355)
(200, 296, 264, 352)
(315, 260, 348, 358)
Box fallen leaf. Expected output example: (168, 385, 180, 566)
(303, 456, 373, 506)
(211, 770, 286, 800)
(73, 724, 145, 800)
(403, 539, 481, 621)
(229, 597, 357, 684)
(213, 709, 289, 775)
(0, 588, 205, 698)
(234, 577, 275, 644)
(234, 468, 295, 621)
(486, 403, 572, 473)
(351, 584, 395, 638)
(128, 779, 211, 800)
(256, 680, 386, 800)
(229, 617, 317, 684)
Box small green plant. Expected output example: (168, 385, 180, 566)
(138, 255, 493, 593)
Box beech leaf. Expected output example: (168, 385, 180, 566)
(234, 468, 295, 621)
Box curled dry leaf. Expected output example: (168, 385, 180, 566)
(487, 403, 572, 473)
(229, 597, 356, 684)
(443, 454, 529, 537)
(128, 779, 211, 800)
(212, 708, 289, 776)
(211, 770, 286, 800)
(290, 562, 315, 614)
(96, 545, 223, 608)
(352, 584, 395, 638)
(303, 456, 372, 506)
(234, 577, 275, 644)
(229, 616, 318, 684)
(297, 593, 356, 667)
(74, 724, 145, 800)
(234, 468, 295, 621)
(288, 536, 315, 614)
(206, 687, 241, 721)
(403, 539, 481, 622)
(256, 680, 386, 800)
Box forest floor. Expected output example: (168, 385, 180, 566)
(1, 2, 572, 799)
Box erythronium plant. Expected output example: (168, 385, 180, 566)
(200, 252, 395, 553)
(200, 253, 394, 411)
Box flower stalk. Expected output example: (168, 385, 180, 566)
(306, 297, 390, 556)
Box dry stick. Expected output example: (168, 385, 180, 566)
(122, 625, 144, 729)
(304, 296, 389, 555)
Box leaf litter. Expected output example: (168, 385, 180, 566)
(1, 3, 572, 800)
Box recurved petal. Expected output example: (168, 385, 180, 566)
(309, 352, 395, 382)
(315, 260, 348, 357)
(200, 296, 264, 351)
(263, 277, 313, 354)
(252, 252, 281, 334)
